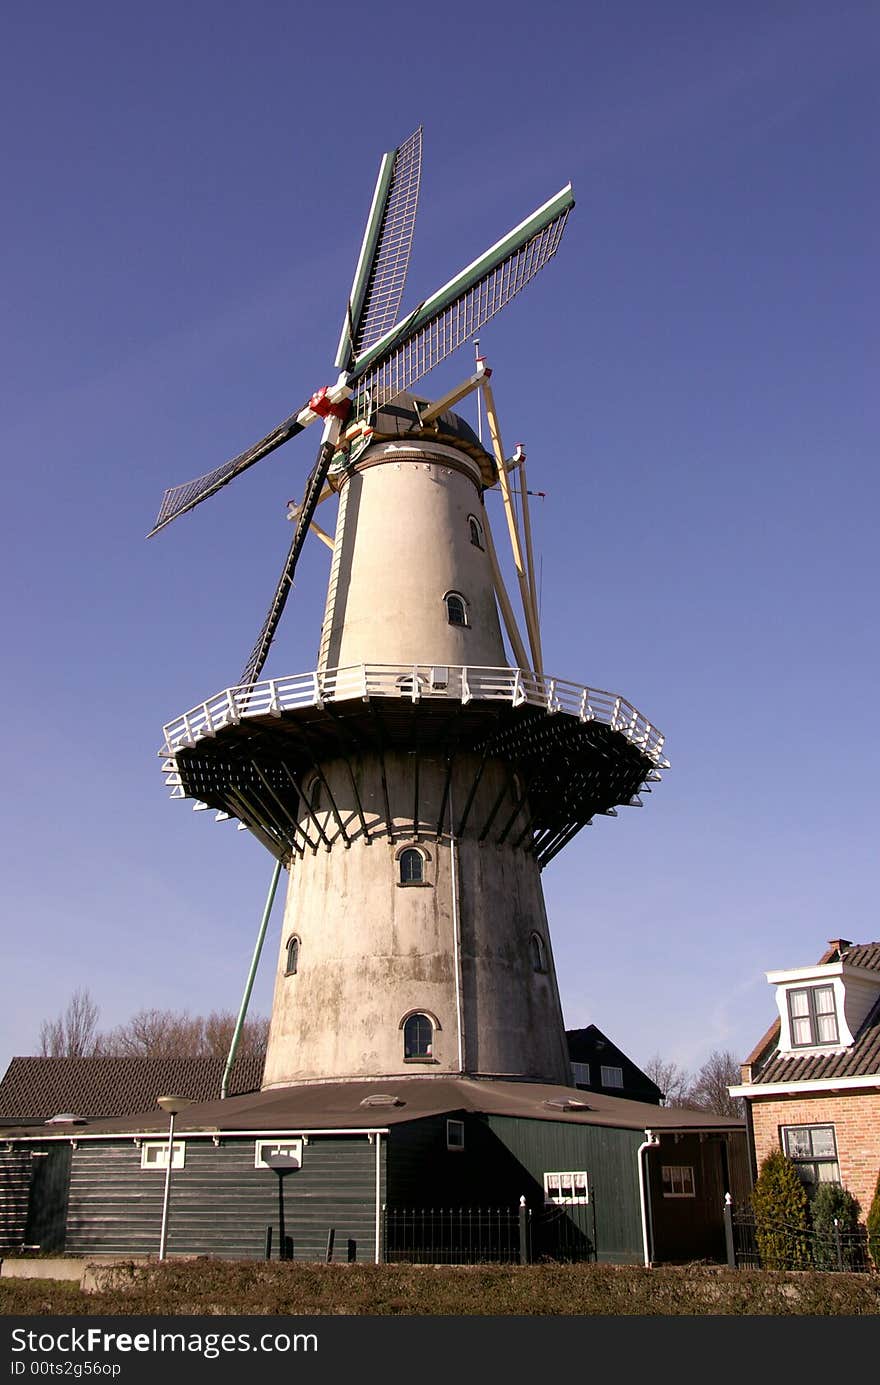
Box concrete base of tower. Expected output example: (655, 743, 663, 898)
(260, 755, 573, 1088)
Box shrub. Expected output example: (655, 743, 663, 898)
(867, 1168, 880, 1271)
(810, 1182, 861, 1271)
(751, 1148, 811, 1270)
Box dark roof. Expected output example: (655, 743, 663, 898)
(2, 1074, 744, 1141)
(565, 1025, 662, 1104)
(0, 1056, 264, 1125)
(747, 939, 880, 1087)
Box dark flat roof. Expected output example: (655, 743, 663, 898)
(4, 1075, 744, 1140)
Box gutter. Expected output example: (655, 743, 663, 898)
(729, 1073, 880, 1098)
(637, 1129, 660, 1268)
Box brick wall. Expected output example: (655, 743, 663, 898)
(749, 1089, 880, 1217)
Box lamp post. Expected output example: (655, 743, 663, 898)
(156, 1094, 193, 1261)
(265, 1152, 299, 1261)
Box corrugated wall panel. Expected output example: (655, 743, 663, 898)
(65, 1135, 385, 1263)
(486, 1116, 646, 1264)
(0, 1150, 33, 1251)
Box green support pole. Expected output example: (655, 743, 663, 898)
(221, 858, 283, 1099)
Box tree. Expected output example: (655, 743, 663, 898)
(37, 994, 270, 1060)
(688, 1049, 744, 1118)
(642, 1053, 693, 1107)
(98, 1008, 270, 1058)
(38, 988, 101, 1058)
(866, 1168, 880, 1271)
(810, 1182, 861, 1271)
(751, 1148, 811, 1270)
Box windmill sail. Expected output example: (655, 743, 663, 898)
(335, 127, 422, 369)
(238, 439, 336, 689)
(349, 183, 573, 412)
(148, 402, 310, 537)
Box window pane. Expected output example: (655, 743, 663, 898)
(785, 1128, 812, 1158)
(816, 1012, 838, 1043)
(601, 1065, 623, 1088)
(814, 986, 835, 1013)
(791, 1015, 813, 1045)
(810, 1127, 836, 1158)
(789, 991, 810, 1017)
(816, 1162, 840, 1183)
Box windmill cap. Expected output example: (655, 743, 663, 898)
(366, 391, 495, 483)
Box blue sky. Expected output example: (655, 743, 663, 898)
(1, 1, 877, 1084)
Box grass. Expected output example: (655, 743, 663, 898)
(1, 1261, 878, 1316)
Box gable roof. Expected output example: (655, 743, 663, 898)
(565, 1025, 662, 1104)
(742, 939, 880, 1088)
(0, 1056, 264, 1126)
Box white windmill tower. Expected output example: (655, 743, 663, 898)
(151, 129, 668, 1090)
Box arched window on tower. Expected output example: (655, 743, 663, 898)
(468, 515, 484, 548)
(399, 848, 424, 885)
(530, 932, 547, 973)
(285, 936, 300, 975)
(403, 1012, 434, 1060)
(445, 592, 467, 627)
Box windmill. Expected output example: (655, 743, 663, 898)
(153, 128, 668, 1091)
(149, 127, 572, 689)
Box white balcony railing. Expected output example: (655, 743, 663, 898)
(161, 663, 668, 765)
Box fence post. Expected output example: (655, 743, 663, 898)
(833, 1217, 843, 1271)
(518, 1196, 529, 1265)
(326, 1228, 335, 1263)
(723, 1193, 736, 1269)
(265, 1226, 272, 1261)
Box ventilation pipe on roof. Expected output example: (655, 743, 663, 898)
(638, 1129, 660, 1267)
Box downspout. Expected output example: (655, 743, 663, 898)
(448, 784, 465, 1073)
(374, 1131, 382, 1264)
(638, 1129, 660, 1267)
(221, 858, 283, 1099)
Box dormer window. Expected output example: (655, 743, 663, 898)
(787, 985, 838, 1047)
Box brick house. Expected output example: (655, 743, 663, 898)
(729, 938, 880, 1218)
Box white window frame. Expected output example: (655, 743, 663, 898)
(543, 1171, 589, 1205)
(661, 1164, 696, 1198)
(570, 1061, 591, 1086)
(600, 1065, 624, 1088)
(255, 1139, 304, 1171)
(140, 1140, 185, 1171)
(447, 1119, 465, 1151)
(782, 1124, 840, 1187)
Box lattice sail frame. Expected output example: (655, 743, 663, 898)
(350, 190, 572, 415)
(341, 127, 423, 365)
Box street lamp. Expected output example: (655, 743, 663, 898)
(156, 1094, 193, 1261)
(265, 1151, 299, 1261)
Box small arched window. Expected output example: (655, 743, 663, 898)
(403, 1012, 433, 1059)
(285, 936, 300, 975)
(399, 848, 424, 885)
(530, 932, 547, 973)
(468, 515, 484, 548)
(306, 776, 322, 813)
(445, 592, 467, 627)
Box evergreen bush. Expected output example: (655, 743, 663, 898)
(810, 1182, 861, 1270)
(751, 1148, 811, 1270)
(867, 1168, 880, 1271)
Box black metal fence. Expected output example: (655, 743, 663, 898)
(382, 1203, 597, 1265)
(724, 1199, 872, 1272)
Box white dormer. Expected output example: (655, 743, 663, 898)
(769, 958, 880, 1056)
